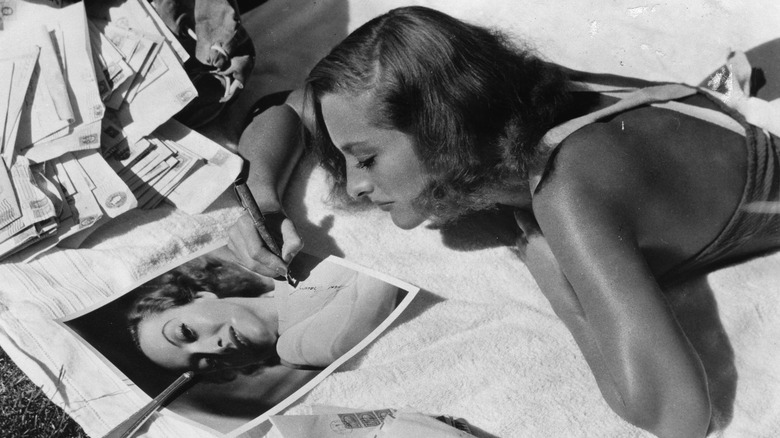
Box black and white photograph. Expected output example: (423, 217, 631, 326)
(1, 0, 779, 437)
(58, 244, 417, 435)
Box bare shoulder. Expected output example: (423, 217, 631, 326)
(283, 88, 306, 115)
(533, 121, 646, 217)
(284, 88, 317, 132)
(533, 101, 748, 272)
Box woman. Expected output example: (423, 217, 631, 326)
(227, 6, 780, 438)
(127, 252, 401, 374)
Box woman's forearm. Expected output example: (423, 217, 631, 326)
(523, 238, 632, 418)
(238, 99, 305, 211)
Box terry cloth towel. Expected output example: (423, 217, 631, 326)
(1, 1, 780, 437)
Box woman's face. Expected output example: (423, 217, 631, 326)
(321, 92, 428, 230)
(136, 292, 278, 373)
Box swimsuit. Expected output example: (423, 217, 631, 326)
(661, 102, 780, 283)
(532, 78, 780, 284)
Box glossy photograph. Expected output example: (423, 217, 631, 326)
(59, 243, 418, 435)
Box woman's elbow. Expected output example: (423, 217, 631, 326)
(618, 380, 711, 438)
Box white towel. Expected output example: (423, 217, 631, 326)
(1, 1, 779, 437)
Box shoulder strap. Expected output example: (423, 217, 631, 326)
(530, 83, 748, 194)
(539, 84, 697, 147)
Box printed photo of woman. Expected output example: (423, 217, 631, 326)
(60, 245, 416, 434)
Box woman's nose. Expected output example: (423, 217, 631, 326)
(346, 167, 373, 199)
(201, 327, 234, 353)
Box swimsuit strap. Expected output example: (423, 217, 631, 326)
(540, 83, 696, 147)
(530, 82, 750, 194)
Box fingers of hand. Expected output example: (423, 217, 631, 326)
(217, 55, 251, 77)
(280, 219, 304, 263)
(215, 56, 251, 102)
(211, 73, 232, 102)
(228, 215, 288, 277)
(513, 209, 541, 236)
(221, 79, 242, 102)
(208, 45, 229, 70)
(515, 228, 529, 257)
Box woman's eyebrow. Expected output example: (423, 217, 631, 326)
(161, 319, 178, 346)
(340, 141, 370, 154)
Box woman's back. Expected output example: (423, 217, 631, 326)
(535, 91, 779, 282)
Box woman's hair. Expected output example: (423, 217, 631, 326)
(305, 6, 572, 222)
(126, 255, 279, 382)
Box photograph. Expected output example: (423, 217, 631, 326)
(58, 243, 418, 435)
(1, 1, 779, 437)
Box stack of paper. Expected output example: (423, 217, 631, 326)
(85, 0, 196, 146)
(0, 1, 130, 260)
(0, 149, 136, 259)
(0, 157, 58, 258)
(0, 1, 240, 261)
(107, 119, 242, 214)
(268, 410, 477, 438)
(0, 47, 42, 165)
(108, 134, 203, 210)
(3, 2, 105, 165)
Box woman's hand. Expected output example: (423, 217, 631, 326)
(230, 91, 307, 278)
(228, 211, 303, 278)
(513, 208, 542, 262)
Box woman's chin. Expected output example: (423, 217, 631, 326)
(390, 211, 427, 230)
(223, 351, 266, 369)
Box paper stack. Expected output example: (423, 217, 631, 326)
(84, 0, 197, 147)
(268, 410, 477, 438)
(0, 1, 122, 260)
(105, 119, 242, 213)
(0, 1, 241, 261)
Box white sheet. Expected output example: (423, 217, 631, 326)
(1, 1, 779, 437)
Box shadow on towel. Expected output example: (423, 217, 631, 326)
(336, 288, 446, 373)
(435, 207, 519, 252)
(666, 276, 737, 434)
(746, 38, 780, 101)
(285, 157, 347, 261)
(73, 202, 179, 248)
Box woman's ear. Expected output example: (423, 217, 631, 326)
(194, 291, 218, 300)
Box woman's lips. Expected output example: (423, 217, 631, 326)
(230, 326, 251, 351)
(375, 201, 393, 211)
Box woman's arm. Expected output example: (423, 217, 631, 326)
(228, 90, 306, 277)
(514, 210, 631, 412)
(528, 145, 711, 437)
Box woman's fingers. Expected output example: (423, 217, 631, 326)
(513, 209, 543, 262)
(513, 209, 542, 237)
(228, 214, 289, 278)
(214, 55, 252, 102)
(279, 218, 303, 263)
(208, 45, 229, 71)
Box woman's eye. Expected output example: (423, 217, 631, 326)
(355, 156, 375, 169)
(178, 323, 197, 342)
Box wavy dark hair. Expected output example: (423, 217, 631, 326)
(127, 255, 279, 383)
(305, 6, 572, 222)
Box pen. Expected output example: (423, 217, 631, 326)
(233, 180, 298, 285)
(104, 372, 195, 438)
(234, 182, 283, 258)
